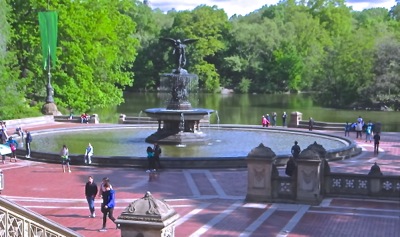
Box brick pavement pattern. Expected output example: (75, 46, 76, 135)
(1, 123, 399, 237)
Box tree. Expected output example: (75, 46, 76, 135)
(161, 5, 230, 91)
(6, 0, 139, 112)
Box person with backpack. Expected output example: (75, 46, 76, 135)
(146, 146, 155, 172)
(6, 136, 18, 162)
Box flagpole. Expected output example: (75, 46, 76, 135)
(45, 46, 54, 103)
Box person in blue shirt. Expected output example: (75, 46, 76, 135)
(344, 122, 351, 137)
(6, 136, 18, 162)
(99, 182, 116, 232)
(365, 121, 373, 143)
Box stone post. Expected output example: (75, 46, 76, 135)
(119, 114, 126, 124)
(89, 114, 99, 124)
(368, 162, 383, 196)
(296, 143, 326, 205)
(289, 111, 302, 128)
(245, 143, 278, 202)
(116, 191, 180, 237)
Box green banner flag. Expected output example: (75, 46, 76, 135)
(39, 11, 58, 69)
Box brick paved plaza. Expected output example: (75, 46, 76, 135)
(1, 123, 399, 236)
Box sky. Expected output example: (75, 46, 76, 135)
(147, 0, 396, 17)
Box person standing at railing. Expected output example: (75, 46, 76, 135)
(60, 144, 71, 173)
(25, 130, 32, 158)
(84, 143, 93, 165)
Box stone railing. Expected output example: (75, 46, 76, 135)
(54, 114, 99, 124)
(246, 143, 400, 204)
(0, 196, 82, 237)
(326, 172, 400, 198)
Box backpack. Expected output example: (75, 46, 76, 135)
(366, 126, 372, 134)
(10, 143, 16, 151)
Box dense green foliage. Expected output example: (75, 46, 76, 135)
(1, 0, 400, 119)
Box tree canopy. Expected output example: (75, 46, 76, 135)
(1, 0, 400, 119)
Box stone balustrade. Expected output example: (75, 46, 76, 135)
(0, 196, 82, 237)
(246, 143, 400, 204)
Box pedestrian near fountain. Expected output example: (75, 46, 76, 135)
(282, 112, 287, 127)
(365, 121, 373, 142)
(355, 121, 363, 139)
(291, 141, 301, 159)
(85, 176, 98, 218)
(153, 143, 162, 170)
(308, 117, 314, 131)
(373, 133, 380, 154)
(25, 130, 32, 158)
(6, 136, 18, 162)
(99, 182, 116, 232)
(272, 112, 277, 127)
(344, 122, 351, 137)
(84, 143, 93, 165)
(98, 177, 112, 198)
(146, 146, 155, 172)
(60, 144, 71, 173)
(261, 115, 268, 127)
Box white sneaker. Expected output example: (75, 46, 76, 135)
(146, 170, 151, 173)
(25, 155, 30, 158)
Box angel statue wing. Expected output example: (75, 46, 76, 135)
(159, 37, 198, 71)
(159, 37, 177, 46)
(182, 39, 198, 45)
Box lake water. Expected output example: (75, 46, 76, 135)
(96, 92, 399, 132)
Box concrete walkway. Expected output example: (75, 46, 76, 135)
(1, 123, 399, 237)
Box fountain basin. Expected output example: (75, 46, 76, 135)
(17, 124, 361, 169)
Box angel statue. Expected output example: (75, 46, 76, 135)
(160, 38, 198, 73)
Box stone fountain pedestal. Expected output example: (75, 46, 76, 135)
(145, 71, 213, 144)
(115, 191, 180, 237)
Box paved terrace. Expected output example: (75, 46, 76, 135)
(1, 123, 399, 237)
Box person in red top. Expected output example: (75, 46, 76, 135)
(80, 113, 89, 124)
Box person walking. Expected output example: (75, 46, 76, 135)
(365, 121, 373, 142)
(60, 144, 71, 173)
(282, 112, 287, 127)
(84, 143, 94, 165)
(25, 130, 32, 158)
(373, 132, 381, 154)
(98, 177, 112, 198)
(99, 182, 116, 232)
(146, 146, 155, 172)
(85, 176, 98, 218)
(153, 143, 162, 170)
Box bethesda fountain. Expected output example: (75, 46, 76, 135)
(144, 38, 214, 144)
